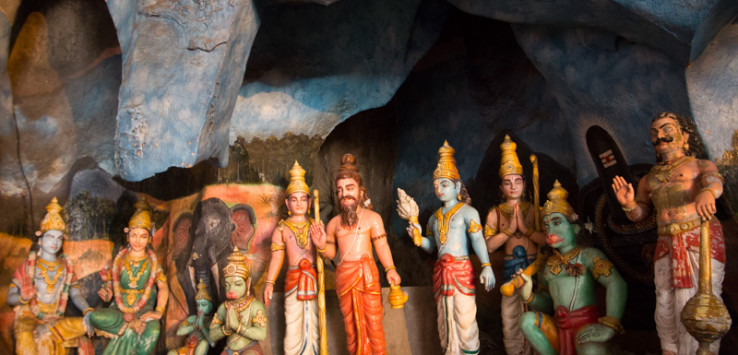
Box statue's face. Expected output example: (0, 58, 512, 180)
(336, 178, 360, 208)
(650, 116, 688, 157)
(543, 212, 578, 250)
(196, 298, 213, 314)
(434, 178, 460, 203)
(128, 227, 150, 252)
(39, 230, 64, 256)
(225, 275, 249, 300)
(500, 174, 524, 200)
(285, 192, 310, 217)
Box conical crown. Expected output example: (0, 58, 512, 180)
(128, 198, 152, 231)
(433, 141, 460, 180)
(195, 278, 212, 301)
(542, 180, 576, 221)
(285, 161, 310, 196)
(499, 135, 523, 178)
(223, 247, 250, 279)
(38, 197, 66, 234)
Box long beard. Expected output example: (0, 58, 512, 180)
(340, 198, 358, 227)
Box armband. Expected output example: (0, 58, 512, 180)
(271, 243, 285, 252)
(524, 292, 534, 304)
(700, 187, 716, 199)
(524, 228, 534, 237)
(468, 220, 482, 234)
(371, 233, 387, 241)
(591, 256, 614, 280)
(483, 225, 496, 240)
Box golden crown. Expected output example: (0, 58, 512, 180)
(285, 161, 310, 196)
(128, 199, 152, 231)
(223, 247, 250, 279)
(433, 141, 460, 181)
(38, 197, 66, 234)
(542, 180, 576, 221)
(195, 278, 212, 301)
(499, 135, 523, 178)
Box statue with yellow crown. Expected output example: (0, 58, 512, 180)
(397, 141, 495, 355)
(263, 161, 321, 355)
(484, 135, 547, 355)
(518, 181, 627, 355)
(7, 197, 95, 355)
(168, 279, 214, 355)
(88, 199, 170, 355)
(209, 247, 267, 354)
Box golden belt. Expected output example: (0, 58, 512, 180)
(658, 218, 702, 236)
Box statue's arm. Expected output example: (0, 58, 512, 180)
(265, 227, 285, 282)
(156, 273, 169, 315)
(522, 208, 546, 246)
(209, 306, 227, 342)
(200, 316, 214, 344)
(589, 250, 627, 321)
(699, 159, 724, 197)
(176, 315, 198, 336)
(484, 208, 508, 252)
(467, 209, 491, 265)
(416, 219, 436, 253)
(238, 302, 267, 341)
(626, 177, 652, 222)
(323, 220, 338, 260)
(69, 284, 92, 312)
(528, 276, 553, 313)
(6, 280, 22, 306)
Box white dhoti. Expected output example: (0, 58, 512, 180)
(654, 252, 725, 355)
(437, 292, 480, 355)
(283, 291, 319, 355)
(501, 292, 532, 355)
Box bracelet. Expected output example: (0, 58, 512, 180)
(621, 203, 636, 212)
(265, 280, 275, 285)
(155, 306, 166, 314)
(502, 229, 514, 238)
(384, 266, 396, 273)
(598, 316, 625, 334)
(83, 308, 94, 316)
(18, 297, 30, 305)
(700, 187, 716, 199)
(523, 229, 534, 237)
(524, 292, 534, 304)
(316, 246, 326, 254)
(222, 325, 232, 336)
(480, 263, 491, 269)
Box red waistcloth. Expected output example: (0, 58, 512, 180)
(336, 256, 386, 355)
(433, 254, 475, 302)
(285, 258, 317, 300)
(654, 219, 726, 289)
(553, 305, 600, 355)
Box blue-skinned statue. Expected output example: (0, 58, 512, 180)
(399, 141, 496, 355)
(519, 181, 627, 355)
(7, 197, 95, 355)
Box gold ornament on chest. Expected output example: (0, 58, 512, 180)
(651, 156, 694, 183)
(435, 203, 464, 245)
(282, 218, 313, 249)
(36, 258, 63, 293)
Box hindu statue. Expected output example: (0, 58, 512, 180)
(89, 199, 169, 355)
(263, 161, 320, 354)
(612, 111, 727, 355)
(309, 153, 402, 355)
(168, 279, 214, 355)
(7, 197, 95, 355)
(484, 135, 546, 355)
(209, 247, 267, 355)
(519, 181, 627, 355)
(397, 141, 495, 355)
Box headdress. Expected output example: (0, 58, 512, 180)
(499, 135, 523, 178)
(285, 161, 310, 196)
(128, 198, 152, 231)
(542, 180, 577, 221)
(223, 247, 250, 279)
(336, 153, 363, 186)
(433, 141, 460, 180)
(38, 197, 66, 234)
(195, 278, 212, 301)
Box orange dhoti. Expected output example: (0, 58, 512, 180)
(336, 256, 386, 355)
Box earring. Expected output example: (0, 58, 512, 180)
(288, 210, 292, 216)
(683, 143, 689, 151)
(457, 193, 462, 201)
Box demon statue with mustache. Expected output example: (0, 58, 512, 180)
(310, 153, 401, 355)
(612, 111, 727, 355)
(519, 181, 627, 355)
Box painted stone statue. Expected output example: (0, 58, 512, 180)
(611, 111, 727, 355)
(168, 279, 214, 355)
(310, 153, 401, 355)
(401, 141, 495, 355)
(263, 161, 320, 355)
(519, 181, 627, 355)
(89, 199, 169, 355)
(7, 197, 94, 355)
(209, 247, 267, 355)
(484, 135, 546, 355)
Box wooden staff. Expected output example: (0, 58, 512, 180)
(313, 190, 328, 355)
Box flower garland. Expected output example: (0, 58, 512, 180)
(112, 248, 158, 318)
(25, 251, 74, 320)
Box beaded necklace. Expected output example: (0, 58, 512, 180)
(25, 251, 74, 320)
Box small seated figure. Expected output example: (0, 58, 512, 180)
(209, 247, 267, 355)
(7, 197, 95, 355)
(519, 181, 627, 355)
(169, 279, 214, 355)
(88, 199, 169, 355)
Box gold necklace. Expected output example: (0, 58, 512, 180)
(435, 203, 464, 245)
(547, 247, 584, 276)
(123, 256, 150, 289)
(36, 258, 63, 293)
(652, 155, 693, 183)
(283, 218, 312, 249)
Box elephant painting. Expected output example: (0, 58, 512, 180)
(172, 197, 256, 313)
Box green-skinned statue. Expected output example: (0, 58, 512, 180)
(519, 181, 627, 355)
(168, 279, 214, 355)
(89, 199, 170, 355)
(209, 247, 267, 355)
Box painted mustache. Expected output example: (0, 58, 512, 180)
(341, 196, 357, 203)
(652, 136, 674, 146)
